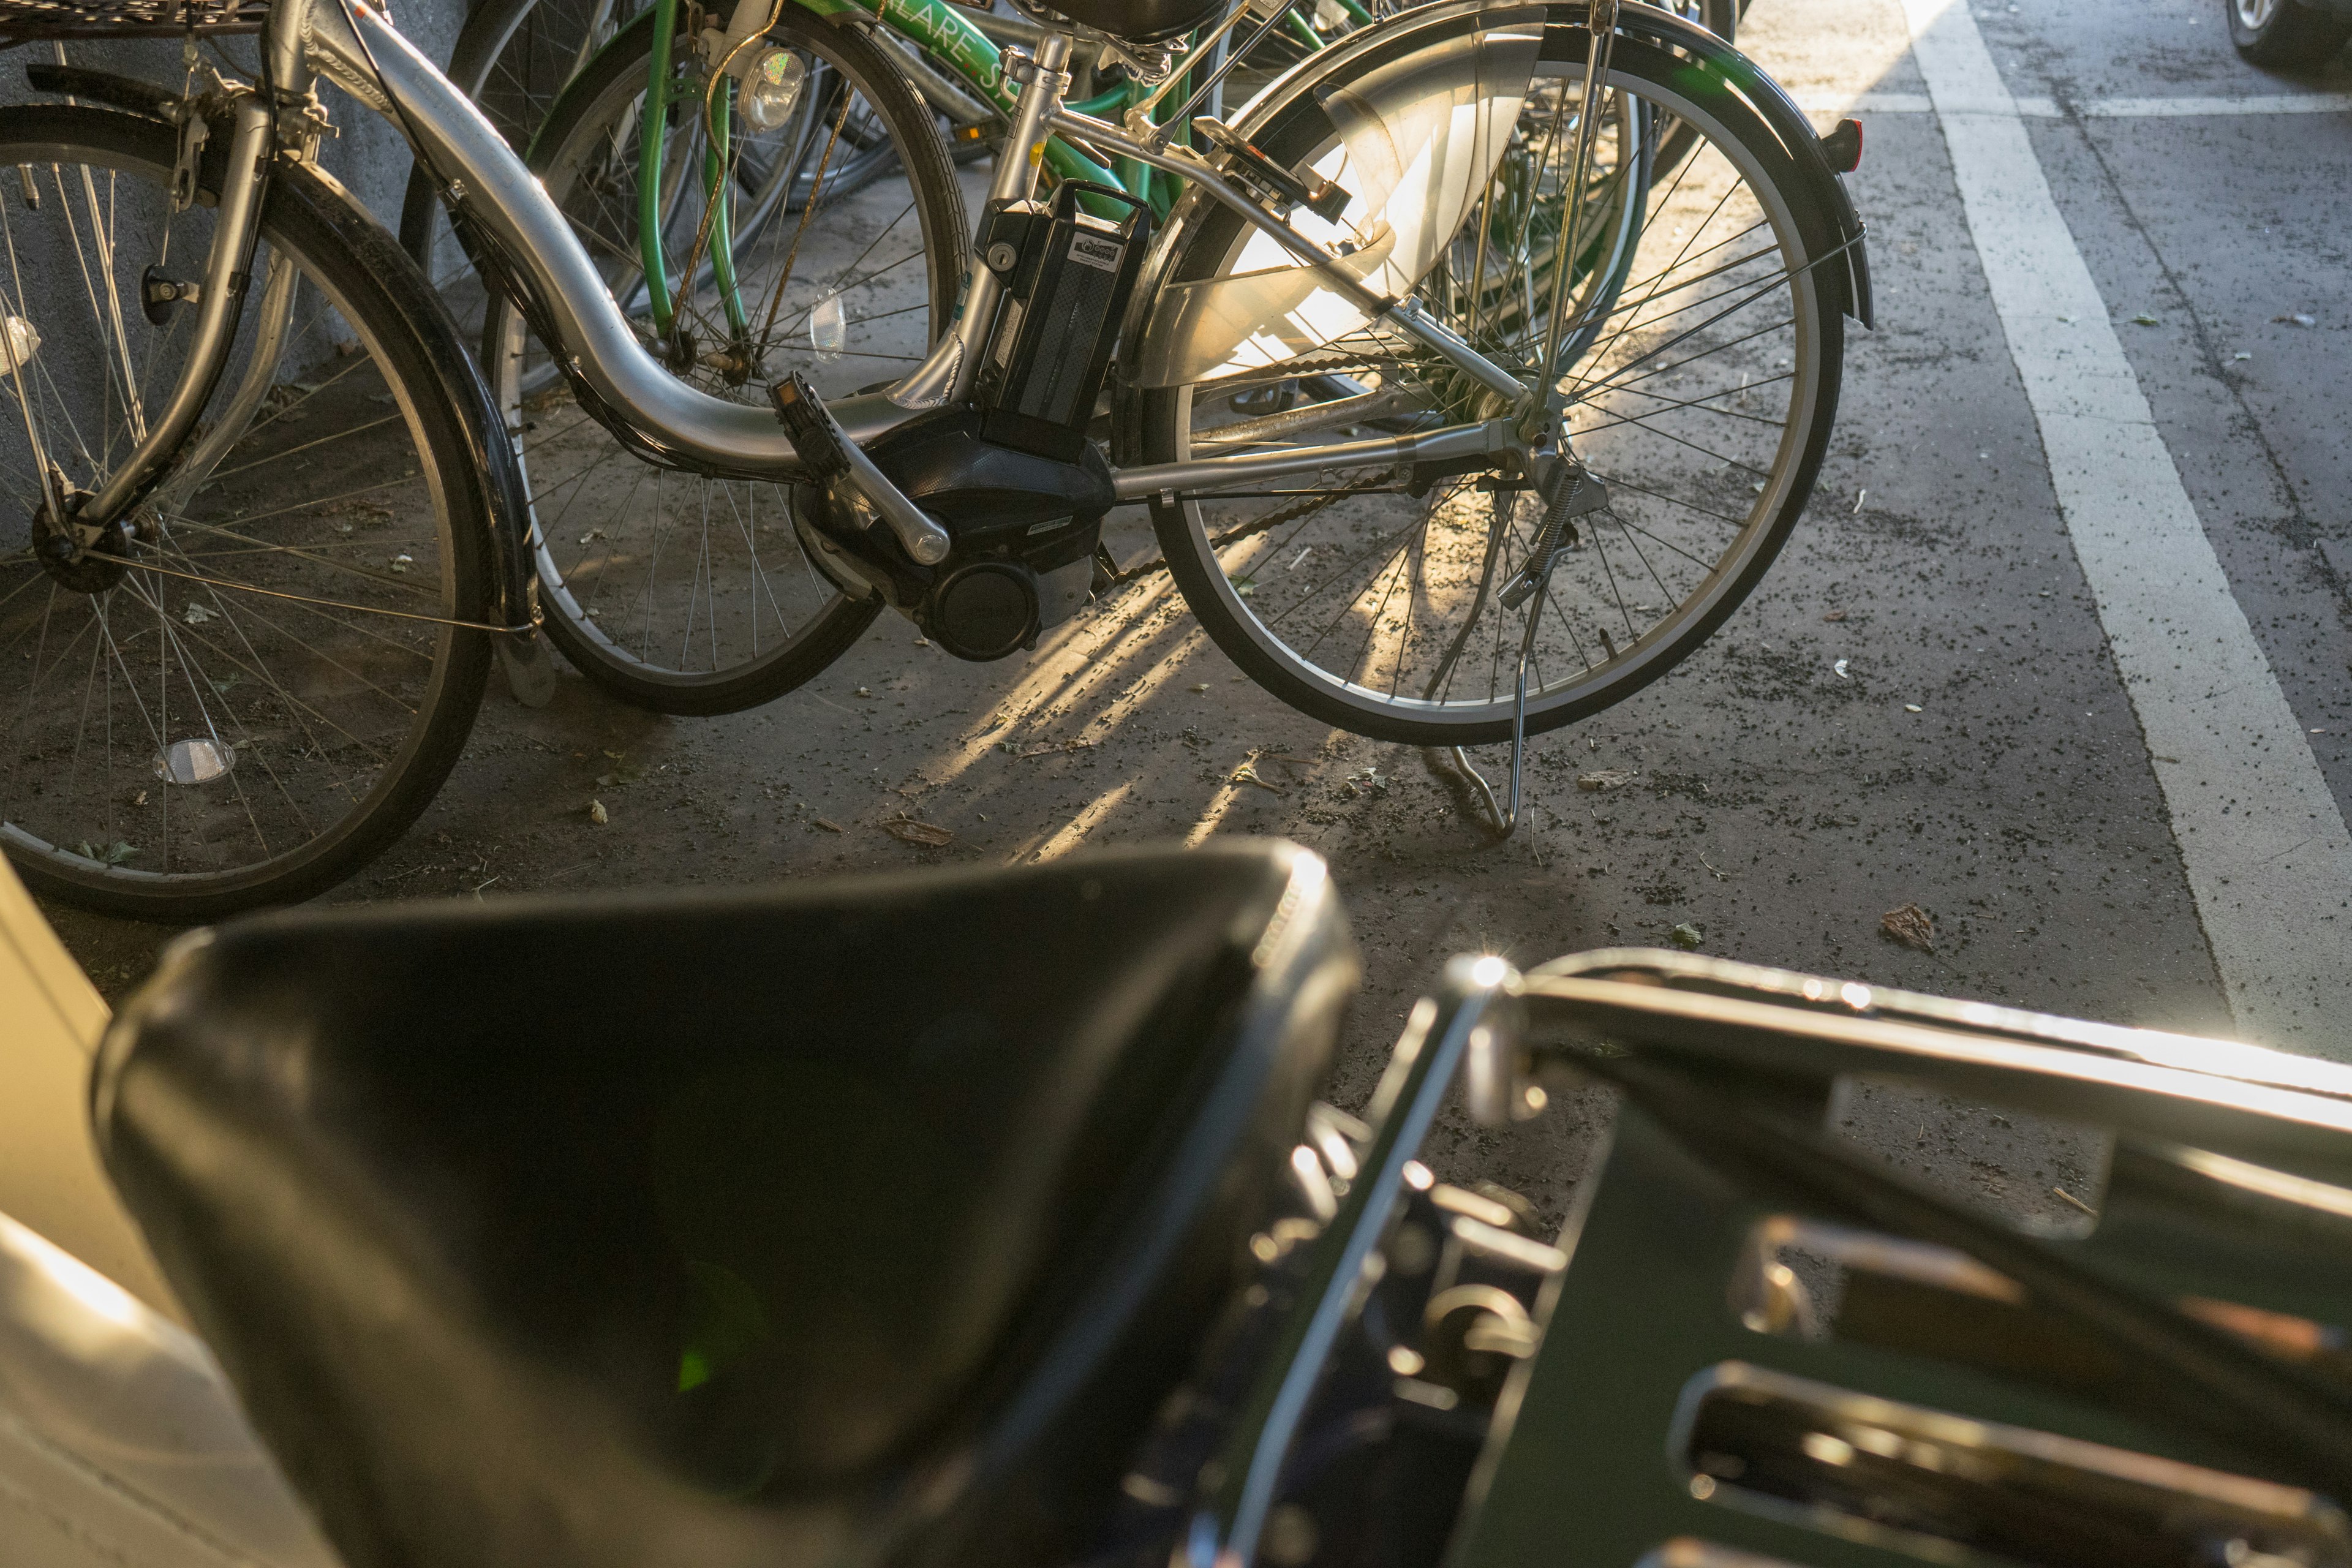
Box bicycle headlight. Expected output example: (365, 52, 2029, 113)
(739, 48, 807, 133)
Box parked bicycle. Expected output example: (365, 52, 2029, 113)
(0, 0, 1868, 918)
(71, 840, 2352, 1568)
(404, 0, 1761, 717)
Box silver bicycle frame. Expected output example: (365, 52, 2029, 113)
(299, 0, 1534, 482)
(89, 0, 1554, 525)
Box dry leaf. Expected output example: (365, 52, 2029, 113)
(1231, 763, 1286, 794)
(813, 816, 846, 834)
(587, 799, 609, 826)
(883, 816, 954, 847)
(1822, 610, 1848, 622)
(1575, 768, 1634, 792)
(1880, 903, 1935, 952)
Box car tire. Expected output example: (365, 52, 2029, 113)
(2226, 0, 2352, 67)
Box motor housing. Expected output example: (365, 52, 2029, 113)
(794, 408, 1114, 660)
(790, 182, 1147, 660)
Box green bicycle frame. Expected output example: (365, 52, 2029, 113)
(628, 0, 1360, 341)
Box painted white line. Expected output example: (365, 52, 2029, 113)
(1800, 91, 2352, 118)
(1900, 0, 2352, 1053)
(2083, 92, 2352, 117)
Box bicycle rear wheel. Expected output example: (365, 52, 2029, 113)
(1135, 5, 1845, 746)
(0, 105, 494, 918)
(489, 5, 961, 714)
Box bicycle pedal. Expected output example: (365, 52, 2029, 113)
(771, 372, 849, 481)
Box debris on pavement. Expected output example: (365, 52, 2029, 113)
(812, 816, 846, 834)
(2275, 312, 2316, 326)
(1905, 703, 1924, 713)
(2128, 312, 2158, 325)
(587, 799, 608, 826)
(1833, 658, 1851, 679)
(882, 815, 954, 846)
(1576, 768, 1635, 791)
(1823, 609, 1848, 622)
(1231, 761, 1287, 794)
(1880, 903, 1936, 952)
(2051, 1186, 2098, 1218)
(1668, 922, 1704, 951)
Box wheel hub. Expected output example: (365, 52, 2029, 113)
(30, 490, 135, 595)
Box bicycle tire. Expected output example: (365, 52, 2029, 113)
(0, 105, 494, 919)
(1134, 5, 1845, 747)
(493, 4, 959, 714)
(401, 0, 930, 341)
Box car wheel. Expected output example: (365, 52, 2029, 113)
(2226, 0, 2352, 67)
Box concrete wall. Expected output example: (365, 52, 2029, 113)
(0, 4, 470, 555)
(4, 2, 472, 230)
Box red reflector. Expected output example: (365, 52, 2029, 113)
(1820, 117, 1863, 173)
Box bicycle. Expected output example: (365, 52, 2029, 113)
(85, 840, 2352, 1568)
(402, 0, 1756, 714)
(0, 0, 1868, 916)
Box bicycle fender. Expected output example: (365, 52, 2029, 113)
(1122, 0, 1870, 362)
(1605, 0, 1874, 330)
(277, 157, 556, 705)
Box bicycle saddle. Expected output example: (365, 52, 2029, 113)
(94, 841, 1357, 1568)
(1056, 0, 1231, 45)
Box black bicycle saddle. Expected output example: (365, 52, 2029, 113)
(96, 841, 1357, 1568)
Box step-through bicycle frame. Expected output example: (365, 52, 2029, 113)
(81, 0, 1546, 535)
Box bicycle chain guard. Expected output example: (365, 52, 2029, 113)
(1134, 10, 1544, 390)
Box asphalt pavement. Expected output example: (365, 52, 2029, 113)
(42, 0, 2352, 1228)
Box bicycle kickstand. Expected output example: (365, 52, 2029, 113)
(1449, 463, 1601, 841)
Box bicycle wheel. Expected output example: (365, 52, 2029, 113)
(1134, 4, 1844, 745)
(0, 105, 494, 919)
(489, 5, 961, 714)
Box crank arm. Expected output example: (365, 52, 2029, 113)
(771, 373, 948, 566)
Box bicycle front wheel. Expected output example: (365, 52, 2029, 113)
(0, 105, 494, 919)
(1135, 4, 1845, 746)
(491, 4, 962, 714)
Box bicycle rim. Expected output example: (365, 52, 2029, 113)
(1141, 20, 1841, 746)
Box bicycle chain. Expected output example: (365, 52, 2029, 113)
(1096, 466, 1404, 589)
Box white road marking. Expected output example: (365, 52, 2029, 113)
(1806, 89, 2352, 118)
(2082, 92, 2352, 117)
(1899, 0, 2352, 1052)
